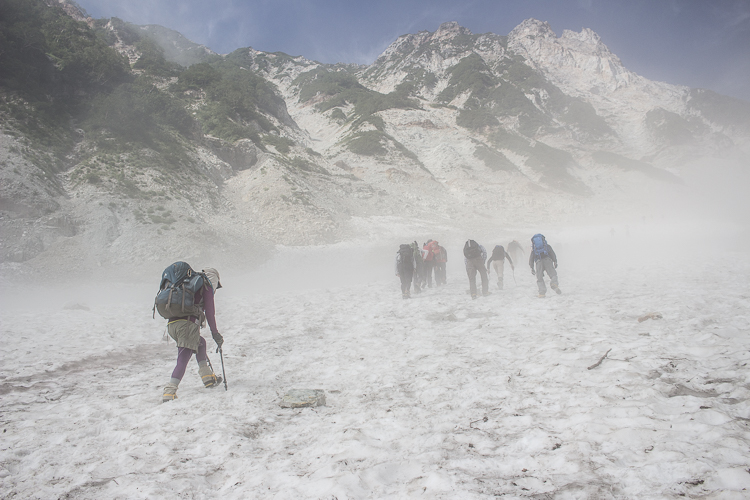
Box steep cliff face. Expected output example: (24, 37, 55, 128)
(1, 5, 748, 280)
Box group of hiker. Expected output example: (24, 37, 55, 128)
(153, 234, 560, 403)
(396, 234, 561, 300)
(395, 239, 448, 298)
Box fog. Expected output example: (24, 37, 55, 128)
(2, 154, 750, 497)
(2, 153, 748, 307)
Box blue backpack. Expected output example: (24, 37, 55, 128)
(153, 262, 207, 320)
(531, 234, 549, 259)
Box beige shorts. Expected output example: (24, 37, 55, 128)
(168, 320, 201, 351)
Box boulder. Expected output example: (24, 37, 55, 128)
(280, 389, 326, 408)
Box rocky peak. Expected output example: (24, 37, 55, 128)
(508, 18, 557, 41)
(48, 0, 88, 22)
(433, 21, 472, 40)
(508, 18, 636, 95)
(560, 27, 614, 60)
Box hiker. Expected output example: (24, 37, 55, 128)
(487, 244, 514, 289)
(422, 240, 437, 288)
(463, 239, 489, 299)
(435, 243, 447, 285)
(396, 244, 415, 299)
(508, 240, 524, 266)
(162, 266, 224, 402)
(410, 241, 423, 294)
(529, 234, 561, 297)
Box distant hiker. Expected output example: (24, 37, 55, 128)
(529, 234, 561, 297)
(487, 244, 514, 290)
(508, 240, 524, 266)
(435, 244, 447, 285)
(463, 239, 489, 299)
(155, 264, 224, 402)
(410, 241, 424, 294)
(422, 240, 439, 288)
(396, 244, 415, 299)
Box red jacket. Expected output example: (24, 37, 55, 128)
(423, 241, 440, 262)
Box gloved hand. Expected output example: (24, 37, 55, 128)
(531, 268, 536, 276)
(554, 262, 558, 269)
(212, 331, 224, 349)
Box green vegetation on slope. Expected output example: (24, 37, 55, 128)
(0, 0, 130, 156)
(438, 53, 498, 103)
(295, 67, 420, 125)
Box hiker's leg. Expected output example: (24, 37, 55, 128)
(195, 336, 207, 364)
(479, 261, 489, 295)
(195, 337, 220, 387)
(493, 261, 503, 289)
(164, 346, 193, 401)
(466, 261, 478, 297)
(400, 272, 412, 296)
(544, 258, 559, 290)
(536, 260, 547, 295)
(171, 346, 194, 380)
(164, 320, 202, 401)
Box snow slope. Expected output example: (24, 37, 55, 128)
(1, 223, 749, 499)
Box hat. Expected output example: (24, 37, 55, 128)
(202, 268, 222, 290)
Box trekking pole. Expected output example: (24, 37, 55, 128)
(512, 267, 517, 285)
(218, 347, 228, 391)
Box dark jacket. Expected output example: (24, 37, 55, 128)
(487, 245, 513, 268)
(529, 245, 557, 268)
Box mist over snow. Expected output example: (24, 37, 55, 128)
(2, 3, 750, 498)
(2, 204, 750, 498)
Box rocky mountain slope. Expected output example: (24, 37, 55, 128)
(1, 1, 748, 281)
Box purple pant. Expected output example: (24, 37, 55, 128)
(171, 336, 208, 381)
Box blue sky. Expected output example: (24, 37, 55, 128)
(76, 0, 750, 101)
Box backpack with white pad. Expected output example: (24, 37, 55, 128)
(531, 234, 549, 260)
(153, 261, 207, 320)
(463, 239, 481, 259)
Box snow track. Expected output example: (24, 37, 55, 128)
(1, 232, 749, 498)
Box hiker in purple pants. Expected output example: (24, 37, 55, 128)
(163, 268, 224, 402)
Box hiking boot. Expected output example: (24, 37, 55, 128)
(483, 291, 491, 297)
(538, 294, 546, 298)
(471, 293, 478, 300)
(204, 375, 222, 389)
(198, 362, 220, 388)
(552, 285, 562, 295)
(163, 382, 178, 403)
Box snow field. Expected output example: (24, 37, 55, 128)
(1, 229, 749, 499)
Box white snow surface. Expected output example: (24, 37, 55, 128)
(1, 223, 750, 499)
